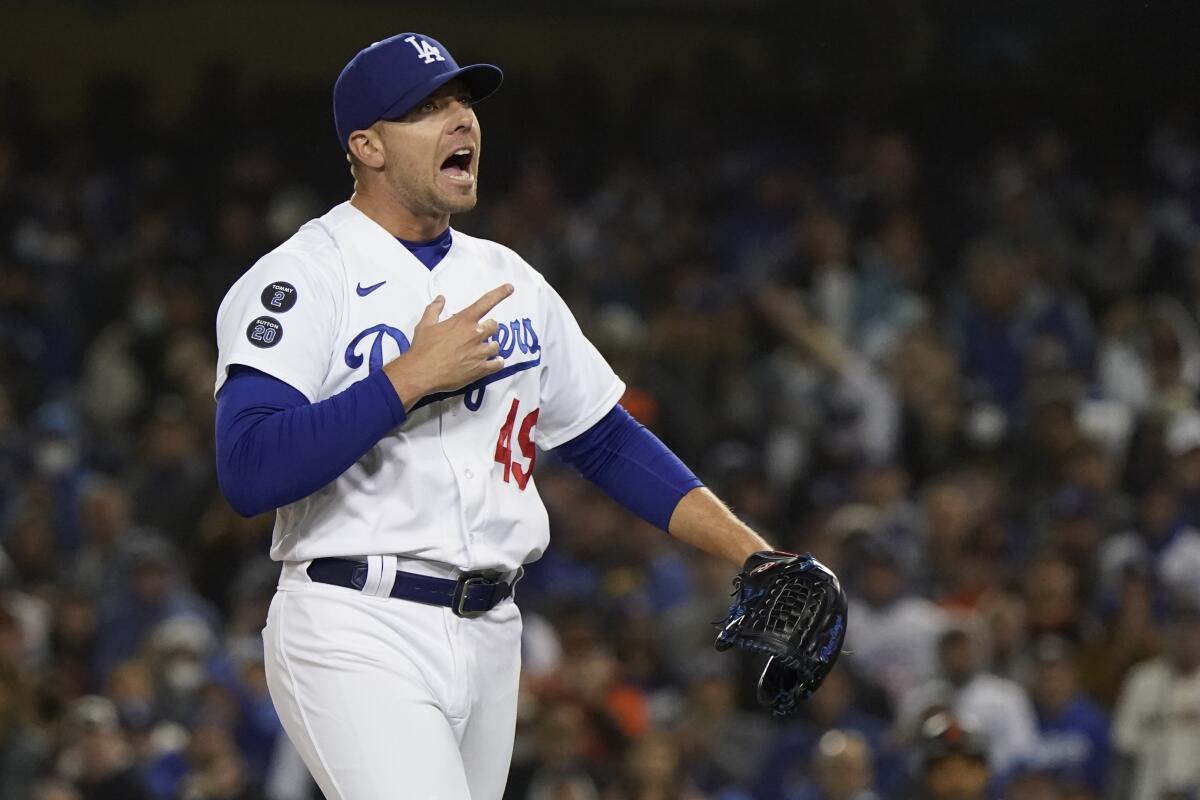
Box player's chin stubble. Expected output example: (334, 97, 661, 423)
(432, 181, 478, 215)
(389, 168, 476, 218)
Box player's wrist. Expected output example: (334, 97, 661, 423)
(383, 356, 433, 410)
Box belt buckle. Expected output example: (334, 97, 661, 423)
(453, 574, 494, 619)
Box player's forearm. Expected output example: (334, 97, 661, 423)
(667, 487, 772, 566)
(554, 404, 703, 531)
(215, 366, 406, 516)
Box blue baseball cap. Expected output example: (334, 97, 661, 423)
(333, 33, 503, 151)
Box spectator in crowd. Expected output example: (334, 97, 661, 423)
(851, 211, 930, 364)
(0, 660, 50, 799)
(844, 537, 946, 706)
(91, 537, 218, 684)
(951, 240, 1038, 417)
(4, 508, 60, 589)
(1058, 438, 1134, 537)
(56, 695, 151, 800)
(604, 732, 703, 800)
(1022, 554, 1085, 641)
(802, 729, 880, 800)
(33, 777, 84, 800)
(852, 462, 925, 581)
(1076, 564, 1162, 709)
(70, 476, 154, 600)
(982, 591, 1030, 684)
(889, 329, 968, 487)
(912, 713, 990, 800)
(127, 403, 214, 545)
(174, 720, 267, 800)
(914, 477, 979, 601)
(1165, 408, 1200, 525)
(673, 663, 772, 795)
(755, 287, 901, 471)
(658, 554, 739, 687)
(1001, 765, 1066, 800)
(537, 609, 650, 753)
(1101, 478, 1200, 612)
(104, 658, 189, 798)
(143, 616, 217, 724)
(897, 626, 1039, 774)
(1111, 599, 1200, 800)
(1043, 488, 1104, 594)
(506, 699, 603, 800)
(1025, 636, 1110, 795)
(1097, 299, 1200, 417)
(47, 589, 98, 697)
(756, 667, 897, 799)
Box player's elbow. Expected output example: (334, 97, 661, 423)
(215, 441, 274, 518)
(224, 489, 271, 519)
(217, 466, 272, 518)
(214, 409, 280, 517)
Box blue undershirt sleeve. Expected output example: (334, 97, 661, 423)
(552, 404, 703, 531)
(214, 365, 407, 517)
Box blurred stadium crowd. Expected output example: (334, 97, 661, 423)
(4, 36, 1200, 800)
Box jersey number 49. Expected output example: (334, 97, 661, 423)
(494, 398, 539, 490)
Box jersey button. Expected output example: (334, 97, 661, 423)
(464, 468, 474, 479)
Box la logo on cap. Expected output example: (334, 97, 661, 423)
(404, 36, 445, 65)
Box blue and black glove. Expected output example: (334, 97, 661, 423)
(715, 551, 848, 716)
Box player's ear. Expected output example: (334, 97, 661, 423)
(347, 127, 385, 170)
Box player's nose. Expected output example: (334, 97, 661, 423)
(449, 105, 476, 135)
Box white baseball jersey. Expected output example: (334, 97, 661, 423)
(214, 201, 625, 572)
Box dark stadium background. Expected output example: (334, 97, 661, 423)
(2, 2, 1200, 799)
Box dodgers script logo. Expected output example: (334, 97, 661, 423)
(345, 324, 411, 373)
(494, 318, 540, 357)
(346, 318, 542, 411)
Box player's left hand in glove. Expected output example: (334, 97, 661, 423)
(715, 550, 847, 717)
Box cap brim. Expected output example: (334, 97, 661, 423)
(455, 63, 504, 106)
(379, 63, 504, 123)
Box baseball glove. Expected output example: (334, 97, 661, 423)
(715, 550, 847, 716)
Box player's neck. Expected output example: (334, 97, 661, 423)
(350, 192, 449, 242)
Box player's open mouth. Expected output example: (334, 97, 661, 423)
(440, 148, 474, 183)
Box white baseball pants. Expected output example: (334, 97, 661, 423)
(262, 560, 523, 800)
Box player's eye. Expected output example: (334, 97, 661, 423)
(457, 94, 473, 107)
(419, 101, 437, 113)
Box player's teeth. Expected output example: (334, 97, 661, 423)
(455, 149, 470, 155)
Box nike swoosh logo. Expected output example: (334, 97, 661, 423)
(356, 280, 386, 297)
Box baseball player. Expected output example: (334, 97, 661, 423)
(213, 32, 789, 800)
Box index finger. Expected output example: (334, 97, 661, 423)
(459, 283, 514, 321)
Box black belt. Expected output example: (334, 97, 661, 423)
(306, 557, 513, 618)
